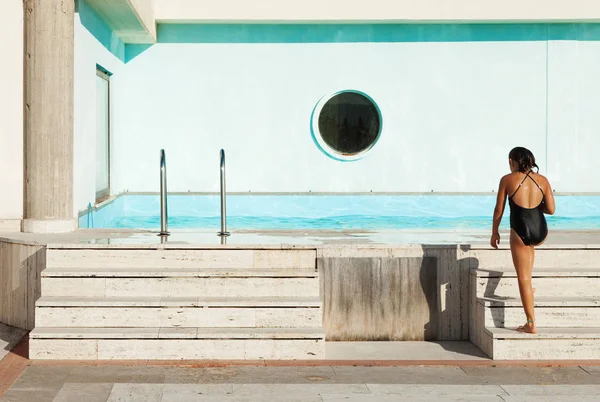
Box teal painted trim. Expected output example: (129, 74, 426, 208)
(157, 23, 600, 44)
(125, 44, 153, 62)
(77, 0, 126, 62)
(548, 23, 600, 40)
(579, 24, 600, 40)
(547, 24, 579, 40)
(96, 64, 113, 76)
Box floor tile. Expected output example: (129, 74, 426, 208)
(366, 384, 507, 396)
(66, 366, 166, 384)
(332, 366, 471, 384)
(460, 366, 595, 385)
(321, 395, 503, 402)
(0, 389, 58, 402)
(52, 383, 114, 402)
(500, 384, 600, 396)
(106, 383, 164, 402)
(233, 383, 369, 395)
(9, 366, 73, 391)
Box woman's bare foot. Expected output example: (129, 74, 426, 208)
(516, 321, 536, 334)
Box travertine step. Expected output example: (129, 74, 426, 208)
(35, 248, 324, 360)
(30, 327, 325, 339)
(488, 327, 600, 339)
(472, 272, 600, 298)
(468, 249, 600, 269)
(46, 249, 316, 269)
(472, 267, 600, 277)
(478, 296, 600, 328)
(42, 267, 318, 277)
(36, 296, 322, 307)
(480, 296, 600, 307)
(29, 327, 325, 360)
(35, 296, 322, 328)
(41, 277, 319, 298)
(484, 327, 600, 360)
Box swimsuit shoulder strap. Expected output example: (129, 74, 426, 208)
(527, 174, 545, 196)
(509, 171, 531, 199)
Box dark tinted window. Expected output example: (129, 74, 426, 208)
(317, 92, 381, 155)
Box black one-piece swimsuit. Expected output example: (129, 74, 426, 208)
(508, 172, 548, 246)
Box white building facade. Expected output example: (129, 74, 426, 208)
(1, 0, 600, 232)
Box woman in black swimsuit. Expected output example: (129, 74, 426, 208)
(490, 147, 556, 334)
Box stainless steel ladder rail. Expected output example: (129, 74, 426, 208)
(218, 149, 231, 237)
(86, 202, 94, 229)
(159, 149, 170, 236)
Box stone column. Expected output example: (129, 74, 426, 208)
(23, 0, 76, 233)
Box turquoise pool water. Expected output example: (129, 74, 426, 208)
(80, 195, 600, 230)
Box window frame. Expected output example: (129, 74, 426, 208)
(311, 90, 383, 162)
(95, 67, 111, 203)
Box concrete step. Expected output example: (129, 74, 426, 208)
(42, 267, 318, 278)
(41, 276, 320, 298)
(472, 267, 600, 278)
(484, 327, 600, 360)
(29, 327, 325, 360)
(473, 276, 600, 298)
(35, 297, 322, 328)
(30, 327, 325, 339)
(36, 296, 322, 307)
(479, 296, 600, 307)
(46, 249, 316, 269)
(478, 296, 600, 328)
(468, 249, 600, 269)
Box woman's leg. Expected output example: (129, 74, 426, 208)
(510, 230, 536, 333)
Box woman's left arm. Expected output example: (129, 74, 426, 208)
(542, 177, 556, 215)
(491, 177, 507, 249)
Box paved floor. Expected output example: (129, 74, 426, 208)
(0, 324, 26, 361)
(326, 341, 488, 360)
(2, 364, 600, 401)
(1, 327, 599, 401)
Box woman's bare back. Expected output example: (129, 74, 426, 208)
(503, 172, 550, 209)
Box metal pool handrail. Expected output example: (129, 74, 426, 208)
(159, 149, 170, 236)
(218, 149, 231, 237)
(87, 202, 94, 229)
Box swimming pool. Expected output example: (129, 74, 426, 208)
(79, 194, 600, 230)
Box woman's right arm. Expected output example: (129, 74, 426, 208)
(490, 176, 507, 249)
(543, 177, 556, 215)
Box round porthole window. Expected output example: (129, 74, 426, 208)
(311, 90, 382, 161)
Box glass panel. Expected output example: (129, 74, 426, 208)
(95, 73, 109, 198)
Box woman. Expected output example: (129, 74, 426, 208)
(490, 147, 555, 334)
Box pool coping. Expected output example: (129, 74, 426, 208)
(2, 229, 600, 249)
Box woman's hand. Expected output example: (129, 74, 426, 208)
(490, 232, 500, 249)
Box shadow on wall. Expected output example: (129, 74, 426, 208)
(482, 270, 505, 328)
(319, 245, 479, 342)
(0, 241, 45, 333)
(0, 323, 27, 355)
(420, 245, 480, 342)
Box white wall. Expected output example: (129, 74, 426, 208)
(547, 40, 600, 192)
(74, 14, 123, 214)
(111, 41, 547, 193)
(156, 0, 600, 23)
(0, 0, 24, 229)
